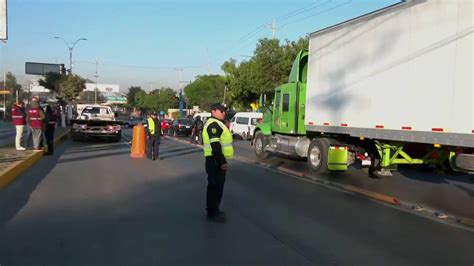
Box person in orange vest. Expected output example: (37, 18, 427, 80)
(27, 99, 46, 151)
(11, 101, 27, 150)
(44, 105, 57, 155)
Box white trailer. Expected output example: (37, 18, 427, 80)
(253, 0, 473, 175)
(305, 0, 473, 147)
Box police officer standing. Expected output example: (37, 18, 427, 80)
(44, 105, 57, 155)
(190, 116, 204, 144)
(202, 103, 234, 222)
(146, 111, 162, 160)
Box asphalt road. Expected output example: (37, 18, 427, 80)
(0, 129, 473, 265)
(0, 127, 15, 147)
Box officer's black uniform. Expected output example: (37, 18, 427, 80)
(205, 116, 227, 218)
(146, 116, 162, 160)
(191, 117, 204, 144)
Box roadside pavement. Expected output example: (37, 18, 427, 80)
(0, 127, 70, 187)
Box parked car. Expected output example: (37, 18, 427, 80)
(230, 112, 263, 140)
(161, 119, 173, 133)
(169, 118, 193, 136)
(122, 116, 146, 128)
(192, 112, 211, 123)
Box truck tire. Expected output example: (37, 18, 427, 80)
(307, 138, 329, 174)
(254, 132, 269, 160)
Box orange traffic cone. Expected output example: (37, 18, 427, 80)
(131, 123, 146, 158)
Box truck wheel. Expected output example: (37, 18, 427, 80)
(254, 132, 269, 160)
(307, 138, 329, 174)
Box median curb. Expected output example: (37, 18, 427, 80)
(0, 128, 70, 190)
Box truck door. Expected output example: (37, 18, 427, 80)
(273, 89, 282, 132)
(278, 84, 296, 134)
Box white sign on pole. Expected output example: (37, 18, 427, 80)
(0, 0, 6, 41)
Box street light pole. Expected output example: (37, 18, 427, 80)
(94, 58, 98, 104)
(53, 37, 87, 74)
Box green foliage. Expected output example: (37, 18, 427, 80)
(38, 72, 63, 93)
(58, 74, 86, 102)
(134, 87, 179, 113)
(183, 75, 226, 111)
(221, 36, 309, 109)
(126, 86, 144, 108)
(0, 72, 22, 105)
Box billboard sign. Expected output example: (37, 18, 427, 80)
(85, 83, 119, 95)
(0, 0, 6, 41)
(25, 62, 65, 75)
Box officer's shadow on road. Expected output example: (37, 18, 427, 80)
(0, 143, 65, 233)
(159, 146, 202, 160)
(57, 141, 130, 164)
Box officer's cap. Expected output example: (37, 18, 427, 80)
(211, 103, 226, 112)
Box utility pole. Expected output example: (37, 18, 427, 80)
(175, 68, 184, 90)
(267, 18, 279, 39)
(94, 58, 99, 104)
(222, 85, 227, 106)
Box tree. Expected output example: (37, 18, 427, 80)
(38, 72, 63, 93)
(126, 86, 144, 108)
(57, 74, 86, 102)
(221, 36, 309, 110)
(184, 75, 226, 111)
(133, 87, 179, 113)
(0, 72, 22, 105)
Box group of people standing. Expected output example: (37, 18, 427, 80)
(11, 97, 58, 155)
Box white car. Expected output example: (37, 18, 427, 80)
(192, 112, 211, 123)
(229, 112, 262, 140)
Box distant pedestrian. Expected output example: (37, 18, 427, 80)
(190, 116, 204, 144)
(27, 99, 45, 151)
(44, 105, 57, 155)
(202, 103, 234, 222)
(11, 101, 27, 150)
(146, 111, 162, 160)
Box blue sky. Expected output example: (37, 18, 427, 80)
(2, 0, 399, 92)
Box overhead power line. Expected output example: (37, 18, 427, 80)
(275, 0, 332, 23)
(281, 0, 353, 28)
(75, 60, 206, 70)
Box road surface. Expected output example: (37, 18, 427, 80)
(0, 129, 473, 265)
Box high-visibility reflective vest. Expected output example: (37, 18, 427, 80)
(202, 117, 234, 159)
(28, 107, 44, 129)
(147, 117, 156, 135)
(11, 105, 26, 126)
